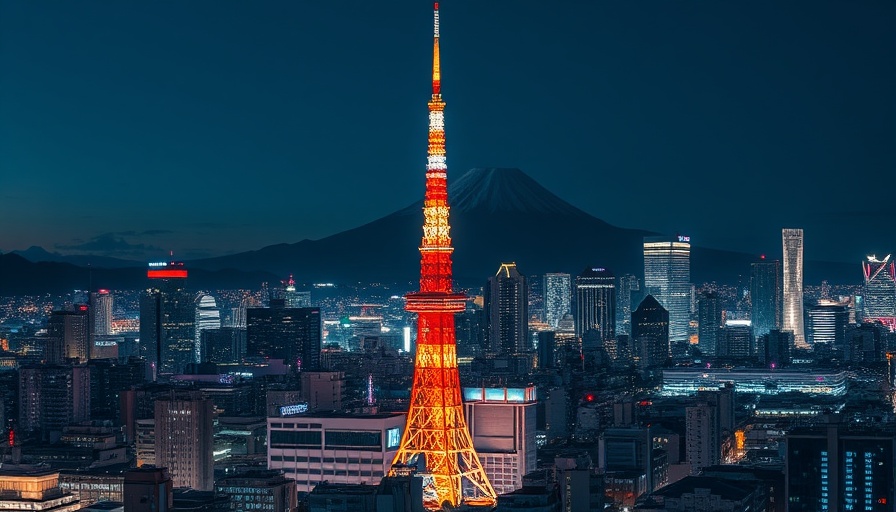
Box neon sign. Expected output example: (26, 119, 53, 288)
(280, 403, 309, 416)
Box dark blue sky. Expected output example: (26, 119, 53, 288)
(1, 1, 893, 263)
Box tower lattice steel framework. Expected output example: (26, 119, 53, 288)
(390, 3, 497, 510)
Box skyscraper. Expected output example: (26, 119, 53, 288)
(19, 365, 91, 435)
(90, 290, 114, 337)
(575, 267, 616, 345)
(686, 403, 720, 475)
(643, 236, 691, 344)
(48, 308, 90, 363)
(806, 300, 849, 347)
(616, 274, 640, 336)
(750, 258, 782, 342)
(696, 292, 721, 356)
(139, 261, 196, 377)
(543, 273, 571, 329)
(863, 255, 896, 329)
(154, 393, 214, 491)
(631, 295, 669, 369)
(246, 305, 321, 372)
(194, 294, 221, 362)
(782, 229, 806, 348)
(484, 263, 529, 354)
(390, 4, 497, 508)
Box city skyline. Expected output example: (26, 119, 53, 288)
(1, 1, 893, 264)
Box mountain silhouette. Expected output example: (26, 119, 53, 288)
(1, 168, 857, 294)
(190, 168, 854, 286)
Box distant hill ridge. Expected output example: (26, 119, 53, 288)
(2, 168, 857, 294)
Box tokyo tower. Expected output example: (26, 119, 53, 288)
(390, 2, 497, 510)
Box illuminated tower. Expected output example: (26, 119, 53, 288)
(391, 4, 497, 509)
(863, 254, 896, 330)
(782, 229, 806, 348)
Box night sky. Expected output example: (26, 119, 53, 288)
(1, 1, 893, 264)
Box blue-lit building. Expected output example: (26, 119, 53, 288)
(786, 418, 895, 512)
(463, 386, 537, 494)
(661, 368, 848, 396)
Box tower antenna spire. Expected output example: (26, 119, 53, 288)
(432, 2, 441, 95)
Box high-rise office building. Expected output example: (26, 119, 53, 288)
(200, 327, 247, 364)
(193, 294, 221, 362)
(154, 393, 214, 491)
(48, 308, 90, 363)
(575, 267, 616, 345)
(528, 274, 545, 324)
(484, 263, 529, 354)
(696, 292, 722, 356)
(686, 403, 720, 475)
(863, 255, 896, 328)
(246, 305, 321, 372)
(757, 329, 793, 368)
(271, 274, 312, 308)
(782, 229, 806, 348)
(90, 290, 114, 337)
(631, 295, 669, 369)
(616, 274, 640, 336)
(786, 418, 895, 511)
(19, 365, 91, 434)
(139, 261, 196, 377)
(750, 258, 782, 342)
(643, 236, 691, 344)
(543, 273, 571, 329)
(718, 320, 753, 358)
(806, 300, 849, 347)
(463, 387, 537, 495)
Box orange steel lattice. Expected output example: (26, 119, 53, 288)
(390, 3, 497, 510)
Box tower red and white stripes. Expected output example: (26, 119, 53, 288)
(390, 3, 497, 509)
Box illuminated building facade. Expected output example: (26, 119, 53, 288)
(215, 470, 297, 512)
(661, 368, 848, 396)
(485, 263, 529, 354)
(391, 3, 497, 508)
(154, 393, 214, 491)
(863, 255, 896, 329)
(575, 267, 616, 344)
(48, 309, 90, 363)
(806, 300, 849, 346)
(139, 261, 196, 377)
(782, 229, 806, 348)
(463, 387, 537, 495)
(543, 273, 571, 329)
(0, 466, 80, 512)
(267, 412, 406, 493)
(750, 258, 782, 341)
(786, 421, 895, 512)
(643, 236, 691, 344)
(719, 320, 753, 358)
(194, 294, 221, 362)
(90, 289, 114, 339)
